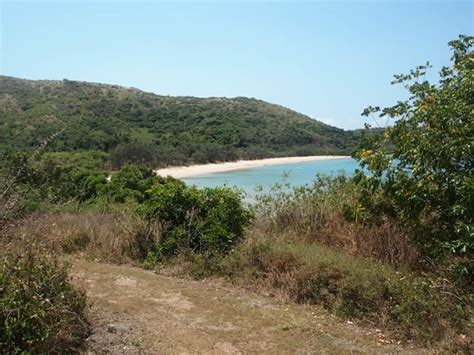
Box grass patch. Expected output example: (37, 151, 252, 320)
(215, 231, 472, 347)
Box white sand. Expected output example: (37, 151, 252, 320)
(155, 155, 350, 179)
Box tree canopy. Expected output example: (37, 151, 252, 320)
(353, 35, 473, 262)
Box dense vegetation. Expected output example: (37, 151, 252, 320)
(0, 76, 359, 167)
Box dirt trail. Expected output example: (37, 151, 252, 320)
(70, 259, 428, 354)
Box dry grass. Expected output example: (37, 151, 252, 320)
(0, 193, 25, 232)
(2, 212, 161, 264)
(214, 231, 472, 349)
(71, 257, 429, 354)
(0, 250, 89, 353)
(352, 219, 421, 268)
(255, 180, 422, 268)
(264, 210, 421, 267)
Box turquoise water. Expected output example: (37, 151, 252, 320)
(183, 158, 359, 199)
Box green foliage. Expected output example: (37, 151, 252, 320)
(53, 166, 108, 202)
(0, 252, 88, 353)
(353, 35, 474, 260)
(0, 76, 360, 165)
(42, 150, 109, 170)
(1, 151, 164, 208)
(141, 180, 253, 259)
(110, 142, 156, 169)
(106, 164, 158, 203)
(0, 151, 109, 205)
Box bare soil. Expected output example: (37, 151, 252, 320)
(70, 258, 430, 354)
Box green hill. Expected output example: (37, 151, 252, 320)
(0, 76, 359, 166)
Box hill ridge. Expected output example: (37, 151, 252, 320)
(0, 75, 359, 166)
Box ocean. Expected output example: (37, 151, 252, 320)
(182, 157, 359, 200)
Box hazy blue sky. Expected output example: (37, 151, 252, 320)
(1, 1, 472, 129)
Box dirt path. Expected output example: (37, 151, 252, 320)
(70, 259, 427, 354)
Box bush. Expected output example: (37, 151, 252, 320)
(106, 164, 158, 203)
(42, 151, 109, 170)
(0, 154, 161, 207)
(0, 251, 88, 353)
(141, 180, 253, 259)
(256, 174, 355, 234)
(53, 166, 108, 202)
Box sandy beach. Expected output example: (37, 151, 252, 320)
(155, 155, 350, 179)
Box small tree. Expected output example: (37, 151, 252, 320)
(352, 35, 473, 260)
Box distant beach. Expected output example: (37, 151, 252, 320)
(155, 155, 350, 179)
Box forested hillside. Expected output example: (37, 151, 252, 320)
(0, 76, 359, 166)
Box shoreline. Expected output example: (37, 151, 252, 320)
(155, 155, 351, 179)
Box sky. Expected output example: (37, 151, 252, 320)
(1, 1, 472, 130)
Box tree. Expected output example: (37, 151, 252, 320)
(110, 142, 156, 169)
(352, 35, 473, 260)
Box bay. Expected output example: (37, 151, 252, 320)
(183, 158, 359, 200)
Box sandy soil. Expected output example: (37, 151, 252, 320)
(71, 258, 429, 354)
(155, 155, 350, 179)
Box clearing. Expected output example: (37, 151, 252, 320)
(71, 258, 429, 354)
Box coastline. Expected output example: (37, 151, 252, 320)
(155, 155, 351, 179)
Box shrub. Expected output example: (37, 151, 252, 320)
(52, 166, 108, 202)
(141, 180, 253, 259)
(256, 174, 356, 235)
(106, 164, 158, 203)
(0, 251, 88, 353)
(42, 151, 109, 170)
